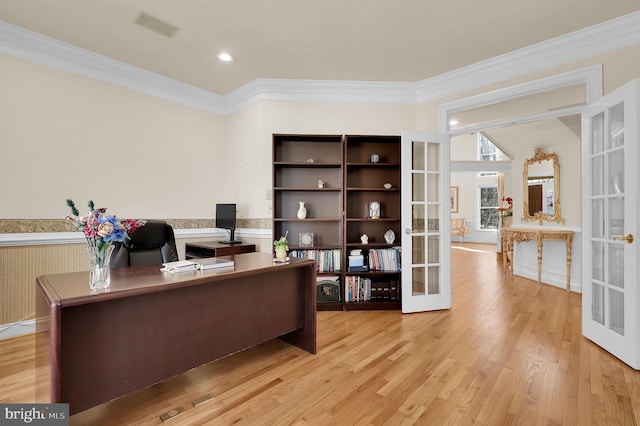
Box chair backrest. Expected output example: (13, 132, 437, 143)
(110, 220, 179, 268)
(451, 218, 466, 230)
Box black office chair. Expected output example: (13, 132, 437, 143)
(110, 220, 179, 268)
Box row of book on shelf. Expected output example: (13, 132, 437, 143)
(348, 247, 401, 272)
(344, 276, 400, 302)
(289, 249, 342, 272)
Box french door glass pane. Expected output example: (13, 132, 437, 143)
(592, 198, 604, 238)
(427, 205, 440, 231)
(609, 102, 624, 148)
(412, 235, 425, 264)
(427, 266, 440, 295)
(413, 267, 425, 295)
(592, 241, 604, 282)
(591, 155, 604, 196)
(412, 204, 425, 233)
(591, 112, 604, 154)
(608, 197, 624, 237)
(412, 142, 425, 169)
(592, 283, 605, 325)
(608, 288, 624, 336)
(413, 174, 425, 201)
(427, 236, 439, 263)
(608, 244, 624, 289)
(608, 150, 625, 195)
(427, 143, 440, 171)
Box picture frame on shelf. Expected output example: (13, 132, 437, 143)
(299, 232, 314, 247)
(450, 187, 459, 213)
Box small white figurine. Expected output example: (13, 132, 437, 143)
(360, 234, 369, 244)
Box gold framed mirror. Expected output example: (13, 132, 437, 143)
(523, 147, 564, 225)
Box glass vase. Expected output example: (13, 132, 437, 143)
(87, 244, 115, 291)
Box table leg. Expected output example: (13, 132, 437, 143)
(536, 236, 543, 286)
(566, 236, 573, 291)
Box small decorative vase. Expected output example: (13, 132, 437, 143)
(87, 244, 115, 291)
(297, 202, 307, 219)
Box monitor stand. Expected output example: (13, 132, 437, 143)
(220, 229, 242, 245)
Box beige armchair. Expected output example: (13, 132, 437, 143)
(451, 218, 468, 242)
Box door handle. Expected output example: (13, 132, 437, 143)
(612, 234, 634, 244)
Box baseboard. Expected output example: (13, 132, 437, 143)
(0, 319, 35, 340)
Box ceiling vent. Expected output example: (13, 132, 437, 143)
(135, 12, 179, 38)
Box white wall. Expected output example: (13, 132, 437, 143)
(0, 53, 227, 220)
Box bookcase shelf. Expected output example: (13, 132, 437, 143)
(273, 133, 401, 311)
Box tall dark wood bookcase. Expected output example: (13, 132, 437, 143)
(273, 134, 401, 311)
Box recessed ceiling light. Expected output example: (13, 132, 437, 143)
(449, 119, 459, 126)
(217, 52, 234, 62)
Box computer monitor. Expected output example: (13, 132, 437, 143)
(216, 203, 241, 244)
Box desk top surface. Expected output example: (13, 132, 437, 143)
(36, 252, 314, 308)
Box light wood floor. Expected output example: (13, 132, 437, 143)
(2, 243, 640, 425)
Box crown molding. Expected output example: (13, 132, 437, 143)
(415, 11, 640, 103)
(222, 78, 417, 114)
(1, 11, 639, 114)
(0, 20, 226, 114)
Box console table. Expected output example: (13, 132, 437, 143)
(501, 227, 574, 291)
(36, 252, 316, 415)
(185, 241, 255, 259)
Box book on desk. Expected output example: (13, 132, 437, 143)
(162, 257, 234, 272)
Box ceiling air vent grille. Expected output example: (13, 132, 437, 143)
(135, 12, 179, 38)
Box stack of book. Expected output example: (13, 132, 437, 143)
(348, 249, 368, 272)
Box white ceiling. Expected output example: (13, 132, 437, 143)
(1, 0, 639, 96)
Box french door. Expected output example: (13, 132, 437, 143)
(582, 78, 639, 369)
(401, 131, 451, 313)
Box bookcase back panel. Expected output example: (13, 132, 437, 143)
(275, 222, 342, 247)
(275, 191, 342, 219)
(346, 221, 400, 245)
(275, 168, 342, 188)
(345, 137, 400, 163)
(345, 192, 400, 219)
(274, 138, 342, 163)
(346, 168, 400, 189)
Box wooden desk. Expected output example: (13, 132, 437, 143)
(185, 241, 255, 259)
(36, 252, 316, 415)
(501, 227, 574, 291)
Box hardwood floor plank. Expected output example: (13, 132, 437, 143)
(3, 243, 640, 424)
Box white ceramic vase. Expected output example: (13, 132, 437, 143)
(297, 202, 307, 219)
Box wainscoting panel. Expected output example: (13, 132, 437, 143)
(0, 243, 89, 326)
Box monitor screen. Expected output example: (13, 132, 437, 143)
(215, 203, 236, 230)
